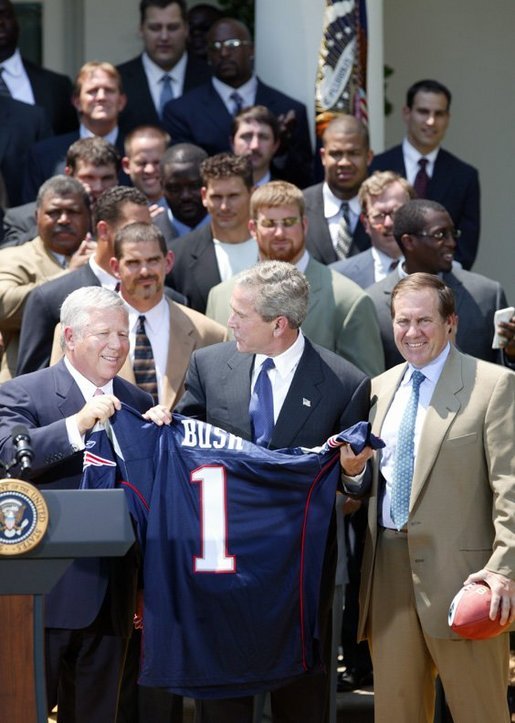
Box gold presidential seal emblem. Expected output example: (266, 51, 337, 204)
(0, 479, 48, 556)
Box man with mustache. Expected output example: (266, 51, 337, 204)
(0, 175, 91, 380)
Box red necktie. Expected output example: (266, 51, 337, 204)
(414, 158, 429, 198)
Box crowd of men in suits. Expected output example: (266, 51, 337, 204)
(1, 0, 515, 722)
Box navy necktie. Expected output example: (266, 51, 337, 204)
(133, 315, 158, 404)
(159, 74, 174, 118)
(0, 67, 11, 98)
(390, 370, 425, 529)
(414, 158, 429, 198)
(230, 91, 244, 116)
(249, 358, 275, 447)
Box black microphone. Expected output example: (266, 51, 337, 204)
(12, 425, 33, 474)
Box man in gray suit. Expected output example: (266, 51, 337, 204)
(367, 199, 514, 368)
(331, 171, 414, 289)
(206, 180, 384, 377)
(175, 260, 373, 723)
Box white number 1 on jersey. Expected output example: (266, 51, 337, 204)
(191, 465, 236, 573)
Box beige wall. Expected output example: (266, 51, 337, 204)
(383, 0, 514, 303)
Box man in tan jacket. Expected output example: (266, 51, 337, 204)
(0, 175, 92, 380)
(359, 273, 515, 722)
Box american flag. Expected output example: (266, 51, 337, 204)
(315, 0, 368, 138)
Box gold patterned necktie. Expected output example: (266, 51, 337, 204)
(335, 201, 352, 259)
(133, 315, 158, 404)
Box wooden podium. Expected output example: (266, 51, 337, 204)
(0, 489, 135, 723)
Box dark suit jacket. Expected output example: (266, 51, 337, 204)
(0, 97, 52, 207)
(166, 223, 222, 313)
(117, 53, 212, 131)
(176, 338, 370, 452)
(303, 183, 371, 264)
(16, 263, 100, 375)
(1, 201, 37, 247)
(162, 77, 314, 188)
(369, 145, 480, 270)
(21, 130, 128, 204)
(23, 57, 77, 135)
(0, 359, 152, 630)
(153, 209, 179, 249)
(367, 267, 508, 368)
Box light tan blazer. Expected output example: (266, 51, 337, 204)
(50, 298, 228, 410)
(0, 236, 67, 381)
(359, 345, 515, 639)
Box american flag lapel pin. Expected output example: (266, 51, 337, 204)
(302, 398, 311, 407)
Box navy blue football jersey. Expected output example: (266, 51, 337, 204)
(82, 405, 382, 698)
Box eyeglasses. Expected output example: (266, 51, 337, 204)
(209, 39, 252, 52)
(410, 228, 461, 243)
(257, 216, 301, 229)
(367, 210, 396, 226)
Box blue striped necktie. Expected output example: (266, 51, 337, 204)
(390, 370, 425, 529)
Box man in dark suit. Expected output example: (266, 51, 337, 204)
(167, 153, 256, 313)
(162, 17, 313, 189)
(154, 142, 209, 246)
(367, 199, 514, 369)
(16, 186, 152, 375)
(369, 79, 480, 270)
(0, 286, 155, 723)
(117, 0, 211, 131)
(0, 96, 52, 207)
(175, 261, 372, 723)
(0, 0, 76, 135)
(22, 61, 128, 203)
(303, 115, 372, 265)
(331, 171, 415, 289)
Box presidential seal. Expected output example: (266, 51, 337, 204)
(0, 479, 48, 556)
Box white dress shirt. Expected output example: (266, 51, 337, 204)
(379, 343, 451, 528)
(63, 356, 115, 450)
(89, 256, 119, 290)
(79, 123, 118, 146)
(141, 50, 188, 108)
(0, 48, 35, 103)
(371, 246, 402, 283)
(252, 331, 305, 424)
(125, 297, 170, 405)
(402, 138, 439, 186)
(322, 182, 361, 251)
(211, 75, 258, 115)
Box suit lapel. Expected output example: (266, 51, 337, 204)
(163, 300, 196, 409)
(271, 341, 323, 448)
(410, 348, 463, 508)
(428, 150, 453, 201)
(52, 359, 85, 418)
(188, 225, 221, 284)
(203, 84, 233, 137)
(223, 349, 253, 440)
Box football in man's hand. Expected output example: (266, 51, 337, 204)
(448, 582, 505, 639)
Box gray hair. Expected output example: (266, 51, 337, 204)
(60, 286, 127, 348)
(235, 261, 309, 329)
(36, 175, 90, 209)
